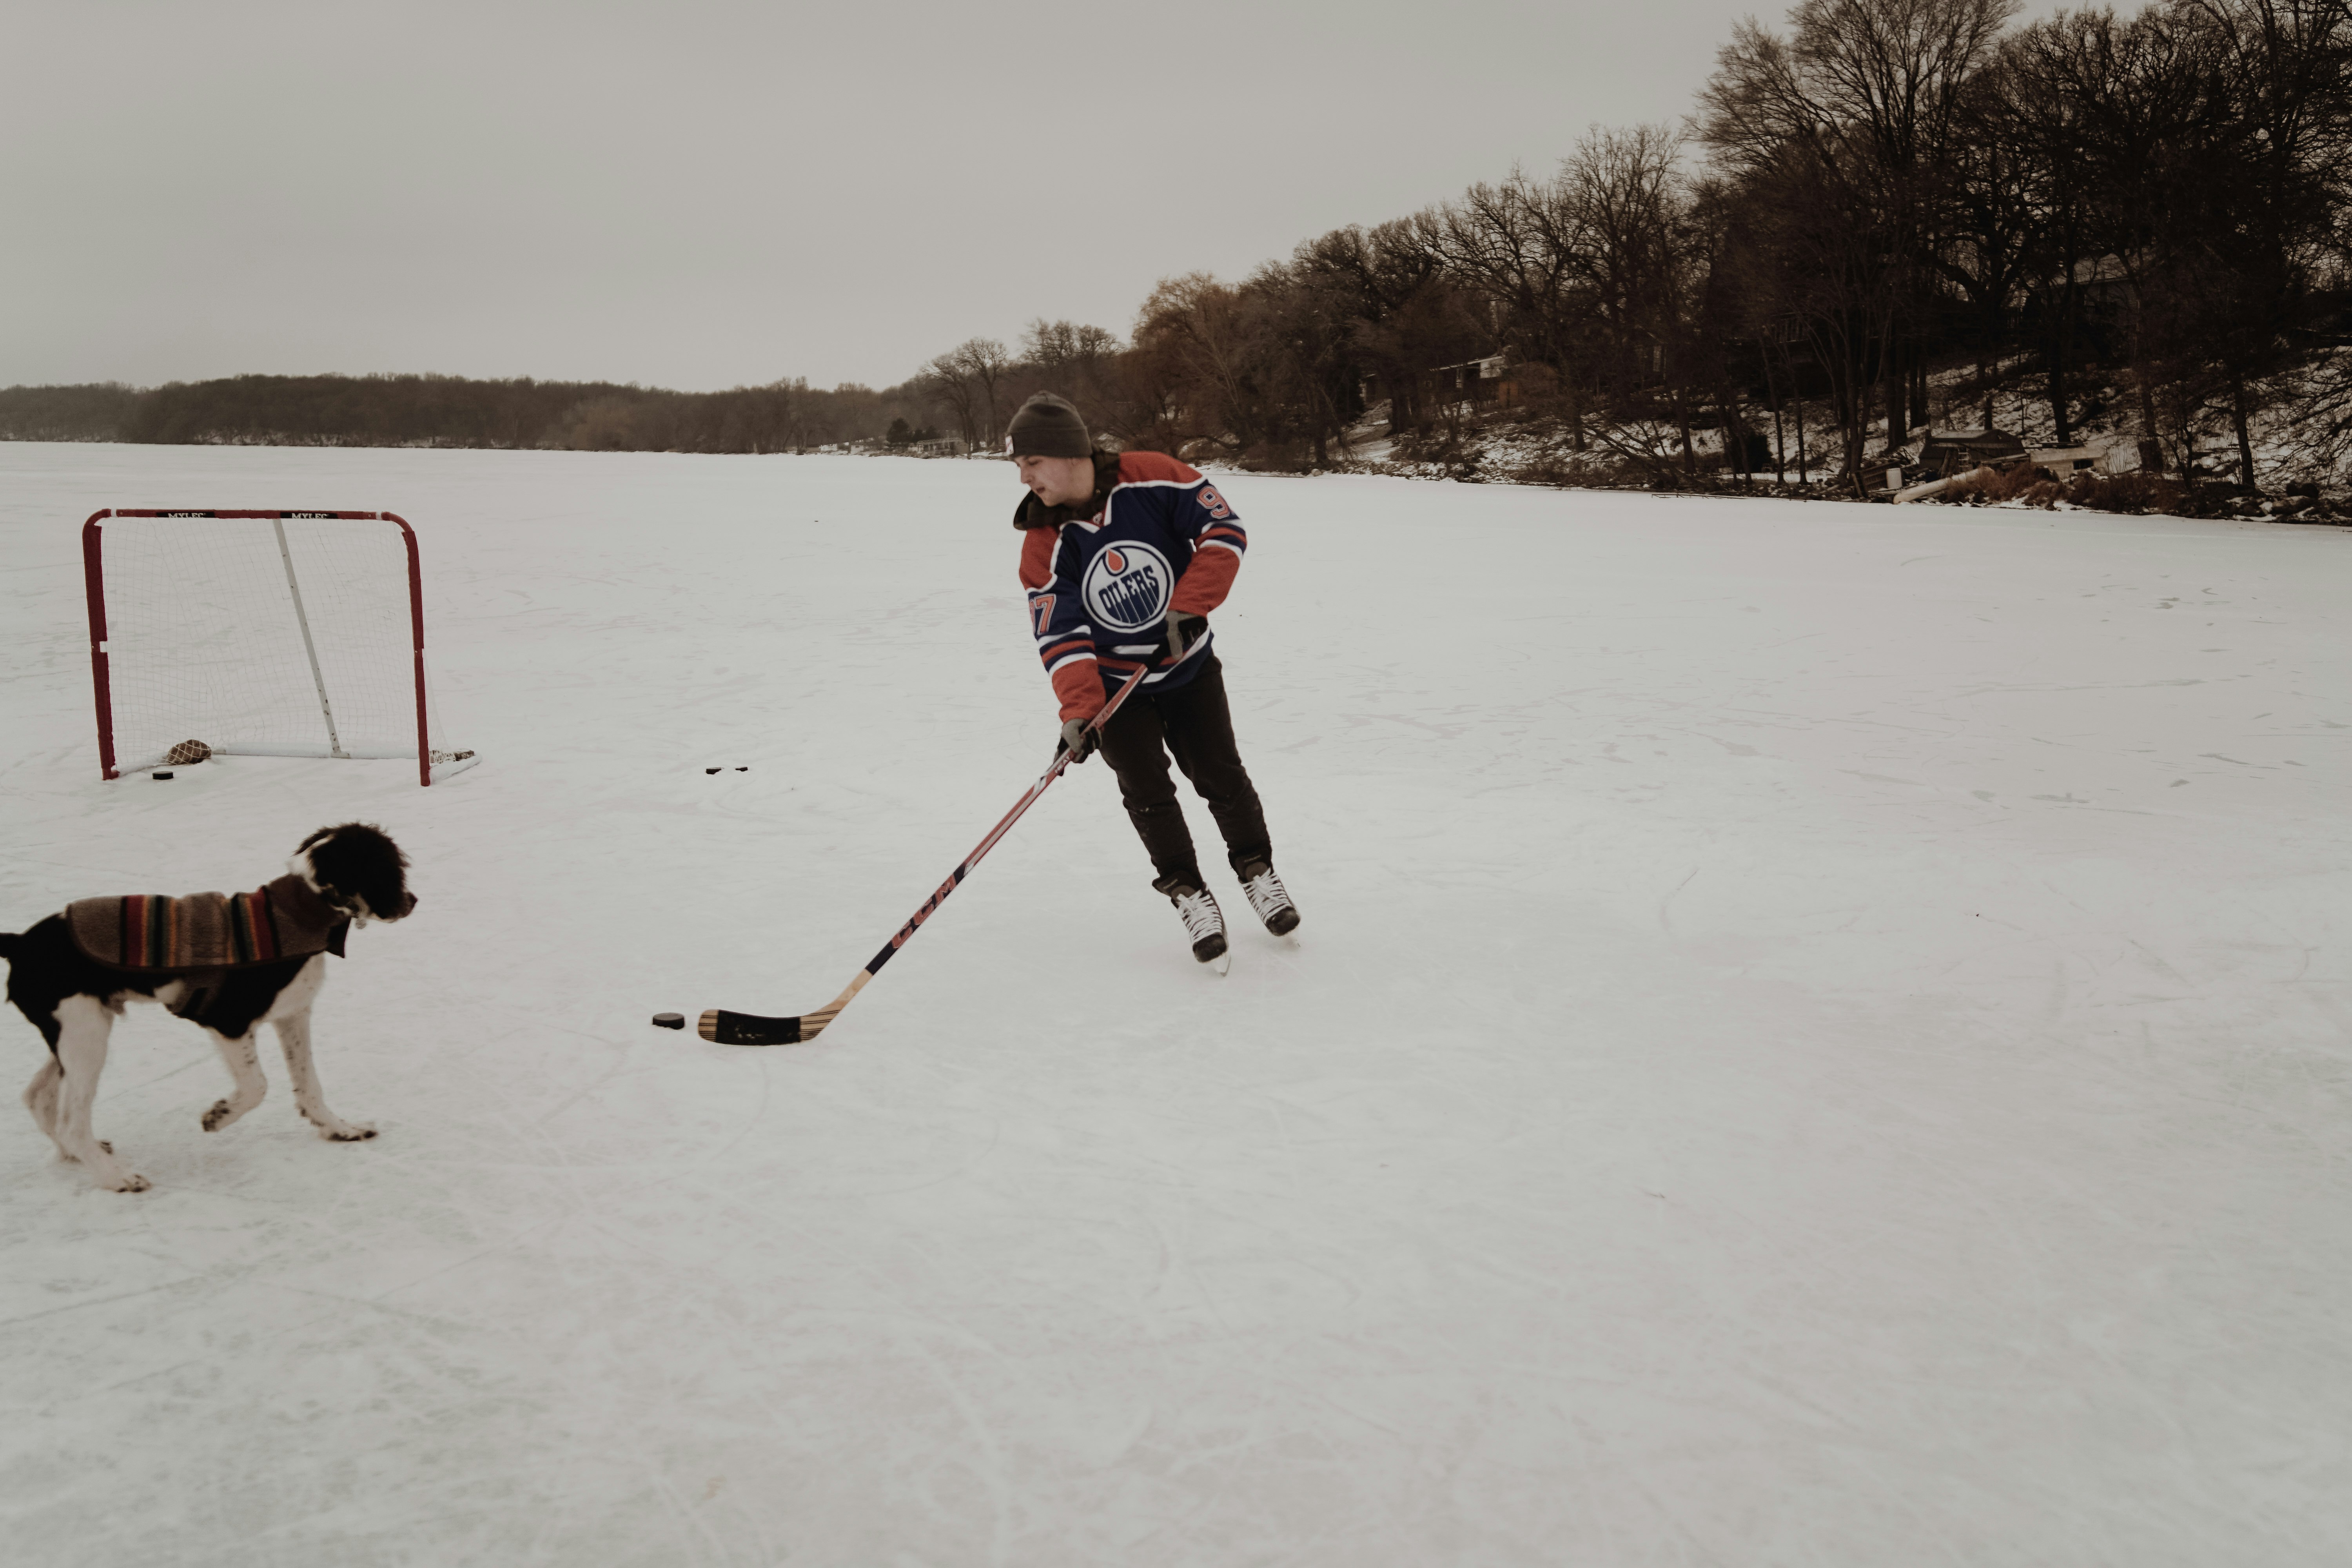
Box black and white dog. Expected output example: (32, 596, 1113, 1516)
(2, 823, 416, 1192)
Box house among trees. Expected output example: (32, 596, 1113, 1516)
(2066, 254, 2134, 318)
(1913, 428, 2027, 477)
(1362, 354, 1517, 414)
(1442, 354, 1516, 407)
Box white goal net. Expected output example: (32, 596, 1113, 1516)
(84, 509, 475, 786)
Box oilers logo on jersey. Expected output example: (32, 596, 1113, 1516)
(1083, 542, 1173, 632)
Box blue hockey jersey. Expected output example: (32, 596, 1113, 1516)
(1016, 452, 1247, 722)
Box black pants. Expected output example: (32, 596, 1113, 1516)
(1094, 654, 1270, 888)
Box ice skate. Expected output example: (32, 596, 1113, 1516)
(1156, 874, 1229, 970)
(1236, 857, 1299, 936)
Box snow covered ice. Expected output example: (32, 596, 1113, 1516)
(2, 442, 2347, 1566)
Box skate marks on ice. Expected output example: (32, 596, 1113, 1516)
(0, 450, 2348, 1564)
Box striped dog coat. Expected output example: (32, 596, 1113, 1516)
(68, 873, 350, 976)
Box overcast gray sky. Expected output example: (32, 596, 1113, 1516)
(1, 0, 2050, 393)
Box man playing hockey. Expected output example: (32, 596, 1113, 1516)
(1006, 392, 1298, 965)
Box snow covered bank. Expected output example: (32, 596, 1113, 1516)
(2, 445, 2347, 1565)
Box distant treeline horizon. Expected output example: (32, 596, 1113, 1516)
(0, 372, 942, 454)
(10, 0, 2350, 490)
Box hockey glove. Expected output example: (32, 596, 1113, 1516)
(1056, 716, 1098, 765)
(1166, 609, 1207, 661)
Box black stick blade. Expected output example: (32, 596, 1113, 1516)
(699, 1009, 805, 1045)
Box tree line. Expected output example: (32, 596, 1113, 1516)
(8, 0, 2344, 490)
(0, 373, 935, 454)
(916, 0, 2350, 488)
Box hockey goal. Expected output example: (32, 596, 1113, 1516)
(82, 509, 476, 787)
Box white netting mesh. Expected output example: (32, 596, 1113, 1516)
(95, 514, 464, 776)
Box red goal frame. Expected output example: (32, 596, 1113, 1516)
(82, 508, 445, 787)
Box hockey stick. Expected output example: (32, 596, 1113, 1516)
(680, 660, 1157, 1045)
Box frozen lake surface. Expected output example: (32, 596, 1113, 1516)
(2, 443, 2348, 1566)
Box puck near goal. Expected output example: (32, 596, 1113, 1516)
(82, 509, 478, 787)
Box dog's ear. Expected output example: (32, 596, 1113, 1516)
(301, 823, 414, 921)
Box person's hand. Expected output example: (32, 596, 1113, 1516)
(1056, 716, 1098, 765)
(1167, 609, 1207, 660)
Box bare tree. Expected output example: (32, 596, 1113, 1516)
(918, 353, 980, 448)
(1699, 0, 2019, 455)
(948, 338, 1014, 450)
(1294, 216, 1469, 437)
(1435, 166, 1599, 446)
(1020, 319, 1125, 432)
(1134, 272, 1270, 454)
(1023, 319, 1122, 370)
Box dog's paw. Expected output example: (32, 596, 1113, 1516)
(104, 1171, 152, 1194)
(98, 1140, 113, 1154)
(322, 1121, 377, 1143)
(202, 1100, 235, 1132)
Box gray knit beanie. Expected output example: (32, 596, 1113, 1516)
(1005, 393, 1091, 458)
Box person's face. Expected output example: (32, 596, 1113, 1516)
(1016, 453, 1095, 508)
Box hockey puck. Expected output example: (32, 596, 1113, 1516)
(153, 770, 174, 780)
(706, 767, 720, 774)
(651, 1012, 685, 1030)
